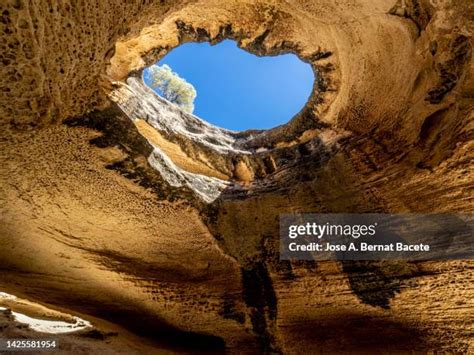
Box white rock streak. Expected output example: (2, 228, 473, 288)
(147, 146, 230, 203)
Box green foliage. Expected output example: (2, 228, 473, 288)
(148, 64, 197, 113)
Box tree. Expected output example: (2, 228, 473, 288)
(147, 64, 197, 113)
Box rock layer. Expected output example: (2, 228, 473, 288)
(0, 0, 473, 353)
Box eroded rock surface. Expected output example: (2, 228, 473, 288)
(1, 0, 472, 353)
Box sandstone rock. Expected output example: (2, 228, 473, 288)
(0, 0, 472, 353)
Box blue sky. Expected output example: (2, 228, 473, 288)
(144, 40, 314, 131)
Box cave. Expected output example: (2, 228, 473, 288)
(0, 0, 472, 353)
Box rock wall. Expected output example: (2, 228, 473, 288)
(0, 0, 472, 353)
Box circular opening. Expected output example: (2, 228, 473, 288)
(143, 40, 314, 131)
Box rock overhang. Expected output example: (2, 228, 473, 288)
(0, 0, 472, 353)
